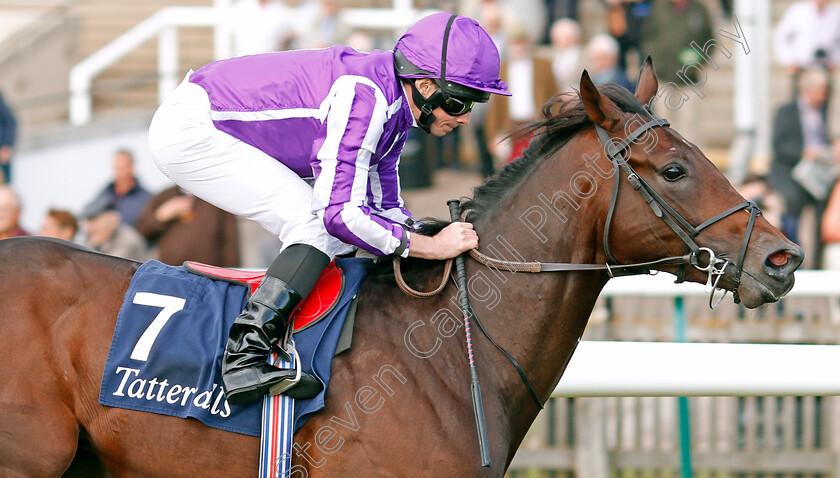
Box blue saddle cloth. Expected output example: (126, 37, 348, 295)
(99, 258, 370, 436)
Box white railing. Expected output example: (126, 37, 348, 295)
(67, 1, 432, 127)
(339, 0, 434, 31)
(533, 271, 840, 478)
(556, 341, 840, 397)
(554, 270, 840, 398)
(69, 6, 224, 126)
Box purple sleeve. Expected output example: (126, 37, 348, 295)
(369, 131, 413, 224)
(311, 78, 408, 257)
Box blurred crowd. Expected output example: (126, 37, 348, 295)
(0, 149, 241, 267)
(2, 0, 840, 270)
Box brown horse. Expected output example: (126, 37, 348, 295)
(0, 62, 801, 477)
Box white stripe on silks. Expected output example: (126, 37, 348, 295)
(369, 163, 384, 210)
(339, 205, 399, 254)
(260, 344, 296, 478)
(348, 80, 386, 206)
(210, 108, 323, 122)
(386, 96, 402, 119)
(312, 78, 362, 213)
(336, 84, 401, 253)
(369, 132, 405, 210)
(313, 75, 401, 254)
(376, 207, 411, 225)
(312, 75, 389, 214)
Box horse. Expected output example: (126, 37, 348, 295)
(0, 61, 802, 477)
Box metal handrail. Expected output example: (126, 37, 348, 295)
(68, 6, 223, 126)
(67, 1, 432, 126)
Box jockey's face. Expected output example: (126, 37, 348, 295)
(406, 78, 472, 137)
(427, 105, 471, 137)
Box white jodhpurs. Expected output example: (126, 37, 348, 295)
(148, 74, 354, 259)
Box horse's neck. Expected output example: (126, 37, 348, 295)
(468, 156, 610, 461)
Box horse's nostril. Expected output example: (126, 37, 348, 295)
(767, 250, 791, 268)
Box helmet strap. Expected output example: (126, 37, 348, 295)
(409, 80, 444, 133)
(409, 14, 458, 134)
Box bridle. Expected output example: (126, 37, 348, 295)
(595, 117, 761, 306)
(463, 115, 762, 307)
(393, 113, 763, 411)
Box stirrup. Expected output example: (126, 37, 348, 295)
(267, 341, 302, 396)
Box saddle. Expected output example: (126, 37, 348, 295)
(183, 260, 345, 333)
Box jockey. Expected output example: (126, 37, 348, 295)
(148, 12, 510, 405)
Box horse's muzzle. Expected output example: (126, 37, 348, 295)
(762, 246, 804, 283)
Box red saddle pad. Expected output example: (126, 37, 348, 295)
(183, 261, 344, 332)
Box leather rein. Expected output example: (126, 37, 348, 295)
(393, 115, 762, 409)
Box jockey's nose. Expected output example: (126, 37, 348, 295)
(456, 112, 471, 125)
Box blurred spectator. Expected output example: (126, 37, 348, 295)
(135, 186, 240, 267)
(719, 0, 732, 18)
(770, 68, 836, 264)
(486, 23, 557, 167)
(472, 0, 510, 177)
(232, 0, 293, 55)
(641, 0, 713, 145)
(0, 185, 28, 240)
(485, 1, 507, 54)
(0, 91, 17, 184)
(549, 18, 583, 94)
(40, 209, 78, 242)
(585, 34, 634, 90)
(737, 175, 784, 230)
(774, 0, 840, 92)
(345, 31, 374, 53)
(640, 0, 713, 85)
(84, 149, 151, 228)
(81, 197, 148, 261)
(602, 0, 651, 72)
(472, 0, 507, 55)
(292, 1, 347, 49)
(541, 0, 578, 44)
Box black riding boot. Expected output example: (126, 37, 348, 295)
(221, 244, 330, 405)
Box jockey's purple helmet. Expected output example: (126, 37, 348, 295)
(395, 12, 510, 97)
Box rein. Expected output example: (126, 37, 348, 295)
(391, 115, 763, 413)
(593, 118, 761, 306)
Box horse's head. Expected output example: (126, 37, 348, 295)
(578, 58, 802, 308)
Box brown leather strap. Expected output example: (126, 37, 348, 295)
(468, 248, 541, 273)
(393, 256, 454, 298)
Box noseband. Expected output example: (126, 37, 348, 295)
(455, 116, 761, 308)
(392, 115, 763, 413)
(595, 117, 761, 306)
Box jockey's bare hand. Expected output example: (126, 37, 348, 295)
(408, 221, 478, 260)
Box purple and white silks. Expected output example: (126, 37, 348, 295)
(189, 47, 414, 257)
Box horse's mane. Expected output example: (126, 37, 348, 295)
(371, 83, 652, 282)
(463, 84, 653, 224)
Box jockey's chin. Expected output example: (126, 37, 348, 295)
(428, 109, 471, 137)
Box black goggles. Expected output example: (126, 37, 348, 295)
(440, 94, 474, 116)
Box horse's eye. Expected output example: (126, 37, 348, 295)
(662, 165, 686, 182)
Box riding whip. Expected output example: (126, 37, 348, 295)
(447, 199, 491, 467)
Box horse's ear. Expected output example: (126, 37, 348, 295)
(579, 70, 623, 131)
(635, 56, 658, 105)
